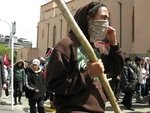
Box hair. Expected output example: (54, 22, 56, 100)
(86, 2, 106, 17)
(17, 61, 24, 67)
(125, 57, 131, 63)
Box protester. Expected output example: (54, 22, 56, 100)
(108, 73, 121, 101)
(39, 57, 46, 71)
(46, 1, 124, 113)
(44, 62, 55, 108)
(24, 60, 29, 74)
(141, 63, 149, 97)
(0, 57, 6, 103)
(120, 57, 136, 111)
(26, 59, 46, 113)
(3, 65, 9, 98)
(134, 55, 143, 103)
(7, 60, 26, 105)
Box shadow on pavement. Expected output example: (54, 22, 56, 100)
(23, 107, 29, 112)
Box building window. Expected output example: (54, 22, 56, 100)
(53, 25, 56, 47)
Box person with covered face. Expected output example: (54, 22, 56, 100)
(46, 1, 124, 113)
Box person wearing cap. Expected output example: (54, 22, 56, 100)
(134, 55, 143, 103)
(26, 59, 46, 113)
(120, 57, 136, 111)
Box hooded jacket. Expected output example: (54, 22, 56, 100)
(46, 2, 124, 113)
(12, 60, 26, 82)
(26, 66, 46, 99)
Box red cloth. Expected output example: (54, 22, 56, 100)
(43, 70, 46, 77)
(4, 52, 9, 66)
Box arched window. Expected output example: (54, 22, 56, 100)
(53, 25, 56, 47)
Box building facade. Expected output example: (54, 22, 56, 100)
(17, 0, 150, 61)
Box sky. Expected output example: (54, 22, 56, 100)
(0, 0, 51, 47)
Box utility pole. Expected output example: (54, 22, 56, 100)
(11, 21, 16, 110)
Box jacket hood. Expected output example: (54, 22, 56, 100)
(29, 65, 42, 74)
(69, 2, 90, 41)
(14, 60, 24, 68)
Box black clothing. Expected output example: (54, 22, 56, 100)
(26, 68, 46, 99)
(29, 99, 45, 113)
(26, 66, 46, 113)
(46, 2, 124, 113)
(121, 64, 136, 108)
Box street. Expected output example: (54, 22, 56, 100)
(0, 90, 150, 113)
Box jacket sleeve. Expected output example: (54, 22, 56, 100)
(120, 66, 130, 86)
(103, 44, 124, 76)
(26, 72, 37, 91)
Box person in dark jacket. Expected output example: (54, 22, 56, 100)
(0, 57, 6, 103)
(8, 60, 26, 105)
(26, 59, 46, 113)
(120, 57, 136, 111)
(46, 1, 124, 113)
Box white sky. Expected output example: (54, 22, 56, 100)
(0, 0, 50, 47)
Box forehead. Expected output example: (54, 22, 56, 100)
(98, 6, 109, 16)
(32, 64, 38, 66)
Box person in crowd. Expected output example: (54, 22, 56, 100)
(3, 65, 9, 98)
(39, 57, 46, 71)
(144, 57, 150, 97)
(7, 60, 26, 105)
(141, 63, 149, 97)
(0, 57, 6, 103)
(44, 62, 55, 108)
(26, 59, 46, 113)
(46, 1, 124, 113)
(24, 60, 29, 74)
(23, 60, 30, 93)
(108, 73, 121, 101)
(120, 57, 136, 111)
(133, 55, 143, 103)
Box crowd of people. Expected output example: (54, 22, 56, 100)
(119, 56, 150, 111)
(0, 57, 54, 113)
(0, 1, 150, 113)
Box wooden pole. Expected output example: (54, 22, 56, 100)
(54, 0, 122, 112)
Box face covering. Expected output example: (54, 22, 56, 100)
(88, 20, 109, 42)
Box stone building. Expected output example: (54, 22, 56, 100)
(17, 0, 150, 61)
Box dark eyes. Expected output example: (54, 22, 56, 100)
(101, 15, 109, 20)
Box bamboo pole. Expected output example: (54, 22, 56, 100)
(54, 0, 122, 112)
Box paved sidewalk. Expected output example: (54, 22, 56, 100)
(0, 90, 150, 113)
